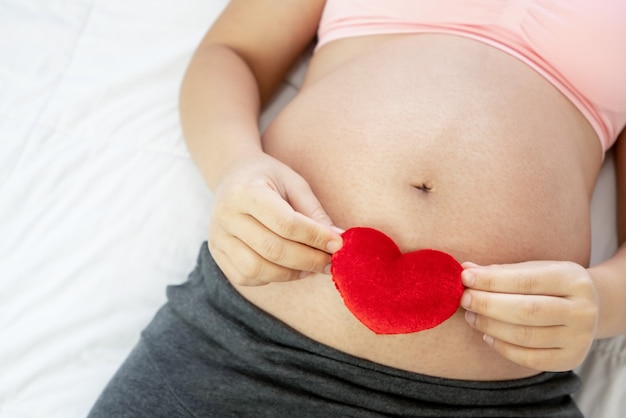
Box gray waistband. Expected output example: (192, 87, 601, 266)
(143, 242, 582, 417)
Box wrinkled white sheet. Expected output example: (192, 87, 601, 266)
(0, 1, 623, 417)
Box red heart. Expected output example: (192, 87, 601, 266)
(330, 227, 464, 334)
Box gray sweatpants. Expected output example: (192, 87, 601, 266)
(88, 243, 583, 417)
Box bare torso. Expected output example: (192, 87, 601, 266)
(236, 34, 603, 381)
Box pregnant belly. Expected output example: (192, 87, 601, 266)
(237, 34, 602, 380)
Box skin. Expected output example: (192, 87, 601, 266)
(461, 133, 626, 372)
(180, 1, 340, 286)
(180, 0, 626, 377)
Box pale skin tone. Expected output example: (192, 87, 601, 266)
(461, 135, 626, 372)
(180, 0, 626, 374)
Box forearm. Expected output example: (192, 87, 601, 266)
(588, 243, 626, 338)
(179, 43, 264, 190)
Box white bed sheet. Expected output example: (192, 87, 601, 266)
(0, 1, 623, 417)
(0, 1, 224, 416)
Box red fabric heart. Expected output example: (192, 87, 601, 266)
(330, 227, 464, 334)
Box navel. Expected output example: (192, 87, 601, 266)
(413, 182, 433, 193)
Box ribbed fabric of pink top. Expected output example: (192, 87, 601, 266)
(317, 0, 626, 151)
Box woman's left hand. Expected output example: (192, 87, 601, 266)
(460, 261, 599, 372)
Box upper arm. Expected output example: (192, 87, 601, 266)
(202, 0, 326, 102)
(615, 128, 626, 244)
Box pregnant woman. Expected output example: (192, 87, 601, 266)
(90, 1, 626, 416)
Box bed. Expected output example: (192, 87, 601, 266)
(0, 1, 624, 417)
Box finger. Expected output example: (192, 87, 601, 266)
(209, 239, 266, 286)
(461, 262, 584, 297)
(246, 186, 343, 253)
(210, 233, 303, 286)
(481, 336, 568, 372)
(460, 290, 572, 327)
(229, 213, 333, 273)
(465, 311, 565, 349)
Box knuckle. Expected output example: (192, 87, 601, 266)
(563, 260, 584, 274)
(264, 265, 300, 283)
(307, 227, 328, 250)
(308, 205, 331, 225)
(310, 252, 332, 273)
(259, 238, 287, 263)
(280, 269, 302, 282)
(519, 300, 540, 322)
(475, 293, 490, 313)
(229, 181, 249, 200)
(276, 212, 300, 237)
(480, 273, 496, 291)
(211, 249, 253, 286)
(208, 219, 224, 240)
(518, 325, 538, 346)
(217, 184, 243, 209)
(238, 253, 299, 284)
(558, 261, 594, 294)
(211, 199, 230, 222)
(574, 304, 599, 331)
(571, 273, 596, 297)
(238, 253, 264, 281)
(231, 274, 261, 287)
(518, 274, 537, 294)
(567, 297, 586, 315)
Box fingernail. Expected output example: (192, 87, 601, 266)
(483, 334, 495, 347)
(326, 239, 342, 253)
(461, 271, 475, 287)
(323, 263, 332, 275)
(460, 292, 472, 308)
(465, 310, 476, 326)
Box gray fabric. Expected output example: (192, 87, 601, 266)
(88, 243, 583, 417)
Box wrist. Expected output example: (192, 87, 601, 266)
(203, 143, 265, 191)
(587, 247, 626, 338)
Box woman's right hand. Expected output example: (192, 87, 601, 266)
(208, 152, 343, 286)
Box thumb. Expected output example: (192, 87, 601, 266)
(283, 177, 335, 228)
(290, 189, 334, 227)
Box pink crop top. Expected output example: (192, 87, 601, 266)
(317, 0, 626, 151)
